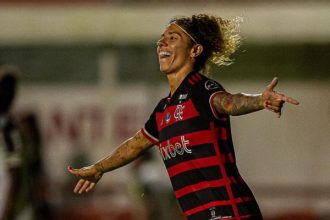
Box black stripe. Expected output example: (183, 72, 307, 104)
(218, 139, 235, 154)
(231, 182, 255, 198)
(178, 186, 229, 212)
(164, 143, 216, 168)
(224, 162, 240, 177)
(187, 205, 234, 220)
(237, 200, 262, 216)
(171, 166, 222, 191)
(159, 116, 209, 142)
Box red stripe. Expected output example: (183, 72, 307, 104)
(209, 91, 225, 120)
(192, 74, 199, 82)
(240, 214, 260, 219)
(229, 176, 245, 184)
(155, 99, 199, 131)
(184, 197, 254, 217)
(175, 179, 229, 198)
(210, 122, 241, 219)
(159, 130, 214, 149)
(167, 157, 219, 177)
(166, 153, 235, 179)
(158, 128, 232, 155)
(196, 73, 202, 80)
(216, 127, 228, 141)
(188, 79, 195, 85)
(228, 153, 235, 163)
(140, 128, 158, 145)
(221, 153, 235, 164)
(174, 176, 242, 199)
(220, 117, 228, 122)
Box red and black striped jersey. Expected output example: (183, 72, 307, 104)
(141, 72, 262, 220)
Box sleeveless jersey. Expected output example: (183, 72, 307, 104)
(141, 72, 262, 220)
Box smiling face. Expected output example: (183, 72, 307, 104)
(156, 23, 195, 75)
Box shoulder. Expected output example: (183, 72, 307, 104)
(187, 72, 225, 94)
(153, 97, 167, 113)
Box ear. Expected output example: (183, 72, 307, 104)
(190, 44, 203, 58)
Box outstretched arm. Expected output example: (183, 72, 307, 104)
(213, 77, 299, 117)
(67, 130, 153, 194)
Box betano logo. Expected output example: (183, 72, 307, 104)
(159, 136, 191, 160)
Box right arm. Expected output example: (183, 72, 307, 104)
(67, 130, 153, 194)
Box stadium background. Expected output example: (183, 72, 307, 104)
(0, 0, 329, 219)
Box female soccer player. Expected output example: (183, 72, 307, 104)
(68, 14, 299, 220)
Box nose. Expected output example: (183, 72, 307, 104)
(157, 37, 166, 47)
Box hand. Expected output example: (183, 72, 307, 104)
(67, 165, 103, 194)
(262, 77, 299, 117)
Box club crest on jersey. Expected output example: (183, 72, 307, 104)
(205, 80, 220, 90)
(174, 105, 185, 121)
(165, 112, 171, 123)
(159, 136, 191, 160)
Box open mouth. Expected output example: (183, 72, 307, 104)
(159, 51, 172, 59)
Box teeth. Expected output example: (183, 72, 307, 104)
(159, 51, 171, 57)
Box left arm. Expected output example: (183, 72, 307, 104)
(213, 77, 299, 117)
(213, 92, 264, 116)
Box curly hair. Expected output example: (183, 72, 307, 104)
(170, 14, 242, 75)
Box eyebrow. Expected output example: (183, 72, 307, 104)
(160, 31, 182, 39)
(168, 31, 182, 37)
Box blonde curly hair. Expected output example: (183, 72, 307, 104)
(170, 14, 242, 75)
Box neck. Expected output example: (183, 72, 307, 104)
(166, 66, 194, 95)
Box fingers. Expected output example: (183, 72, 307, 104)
(263, 77, 299, 117)
(265, 102, 281, 112)
(67, 166, 79, 176)
(86, 182, 96, 192)
(68, 165, 98, 194)
(266, 77, 278, 91)
(265, 104, 281, 118)
(74, 179, 85, 194)
(266, 99, 284, 108)
(73, 179, 95, 194)
(79, 180, 91, 194)
(265, 100, 283, 118)
(265, 77, 299, 105)
(280, 95, 300, 105)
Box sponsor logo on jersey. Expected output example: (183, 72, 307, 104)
(159, 136, 191, 160)
(174, 105, 185, 121)
(178, 93, 188, 100)
(205, 80, 220, 90)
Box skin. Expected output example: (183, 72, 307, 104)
(213, 77, 299, 117)
(157, 24, 203, 94)
(67, 22, 299, 194)
(68, 131, 152, 194)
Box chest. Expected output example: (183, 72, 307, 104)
(157, 97, 199, 126)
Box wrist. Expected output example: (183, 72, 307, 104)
(94, 162, 105, 174)
(258, 94, 265, 109)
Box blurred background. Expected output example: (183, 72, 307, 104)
(0, 0, 329, 220)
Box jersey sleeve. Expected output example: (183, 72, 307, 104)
(141, 101, 163, 145)
(191, 77, 227, 120)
